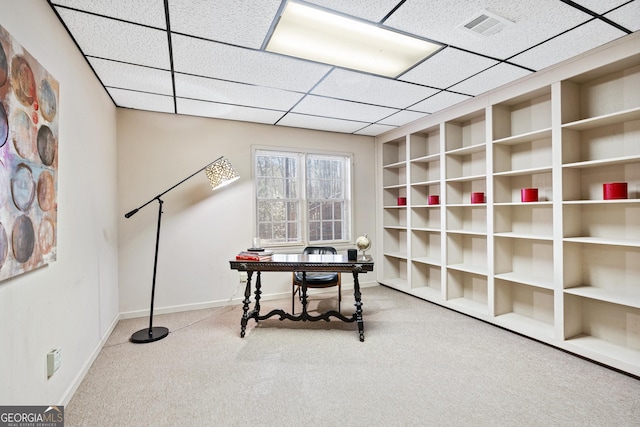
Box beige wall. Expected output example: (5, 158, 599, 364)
(0, 0, 119, 405)
(117, 109, 377, 316)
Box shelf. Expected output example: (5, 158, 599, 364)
(492, 127, 552, 145)
(494, 312, 555, 340)
(494, 203, 553, 237)
(447, 263, 487, 276)
(563, 199, 640, 205)
(411, 180, 440, 187)
(494, 171, 552, 203)
(383, 251, 408, 259)
(445, 144, 486, 156)
(493, 166, 551, 177)
(495, 237, 554, 287)
(411, 205, 441, 229)
(410, 153, 440, 163)
(383, 205, 407, 209)
(383, 225, 407, 230)
(382, 184, 406, 190)
(382, 137, 407, 166)
(412, 229, 441, 264)
(562, 190, 639, 242)
(564, 335, 640, 373)
(383, 160, 406, 169)
(494, 232, 553, 241)
(412, 256, 441, 266)
(446, 229, 486, 236)
(411, 285, 443, 301)
(411, 204, 442, 209)
(562, 155, 640, 169)
(412, 227, 440, 233)
(381, 277, 408, 289)
(411, 262, 441, 292)
(445, 174, 486, 183)
(564, 286, 640, 309)
(563, 237, 640, 248)
(409, 127, 440, 161)
(446, 205, 486, 234)
(561, 106, 640, 131)
(494, 272, 553, 290)
(446, 297, 487, 316)
(495, 201, 552, 206)
(563, 243, 639, 307)
(444, 110, 486, 153)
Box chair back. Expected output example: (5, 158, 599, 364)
(302, 246, 337, 256)
(294, 246, 339, 284)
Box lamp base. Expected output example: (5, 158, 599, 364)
(130, 326, 169, 343)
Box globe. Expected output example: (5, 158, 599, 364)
(355, 234, 371, 260)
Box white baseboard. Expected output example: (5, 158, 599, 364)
(61, 314, 119, 406)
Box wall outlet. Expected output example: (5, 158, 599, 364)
(239, 272, 248, 283)
(47, 348, 61, 378)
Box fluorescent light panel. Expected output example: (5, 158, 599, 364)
(266, 2, 441, 78)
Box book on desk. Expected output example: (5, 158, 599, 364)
(235, 249, 273, 261)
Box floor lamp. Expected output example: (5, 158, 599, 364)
(124, 156, 240, 343)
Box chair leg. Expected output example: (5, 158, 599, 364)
(292, 283, 296, 314)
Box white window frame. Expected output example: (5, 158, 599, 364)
(253, 147, 353, 248)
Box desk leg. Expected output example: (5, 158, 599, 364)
(353, 271, 364, 342)
(240, 271, 253, 338)
(301, 272, 308, 317)
(254, 271, 262, 321)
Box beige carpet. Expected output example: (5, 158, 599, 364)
(66, 285, 640, 426)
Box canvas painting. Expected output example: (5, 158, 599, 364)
(0, 25, 58, 282)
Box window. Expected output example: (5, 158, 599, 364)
(255, 149, 351, 246)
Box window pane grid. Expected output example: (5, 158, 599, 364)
(256, 150, 350, 245)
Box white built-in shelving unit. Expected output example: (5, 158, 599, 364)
(375, 33, 640, 376)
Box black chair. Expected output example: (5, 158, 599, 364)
(292, 246, 341, 313)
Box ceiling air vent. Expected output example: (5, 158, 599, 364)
(459, 10, 513, 37)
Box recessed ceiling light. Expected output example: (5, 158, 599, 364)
(265, 2, 442, 78)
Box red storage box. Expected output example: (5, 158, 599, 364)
(603, 182, 627, 200)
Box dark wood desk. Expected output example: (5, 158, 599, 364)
(229, 254, 374, 341)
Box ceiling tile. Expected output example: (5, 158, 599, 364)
(171, 34, 331, 92)
(572, 0, 631, 14)
(277, 113, 367, 134)
(167, 0, 281, 49)
(176, 98, 283, 124)
(410, 91, 472, 113)
(108, 88, 175, 113)
(55, 8, 170, 69)
(303, 0, 403, 22)
(312, 69, 438, 109)
(384, 0, 590, 59)
(292, 95, 398, 122)
(355, 123, 397, 136)
(52, 0, 166, 28)
(605, 2, 640, 31)
(378, 110, 429, 126)
(448, 63, 531, 96)
(88, 58, 173, 95)
(509, 21, 626, 71)
(174, 74, 303, 110)
(400, 47, 498, 89)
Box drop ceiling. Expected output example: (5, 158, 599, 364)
(48, 0, 638, 136)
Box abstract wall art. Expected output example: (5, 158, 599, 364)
(0, 25, 58, 282)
